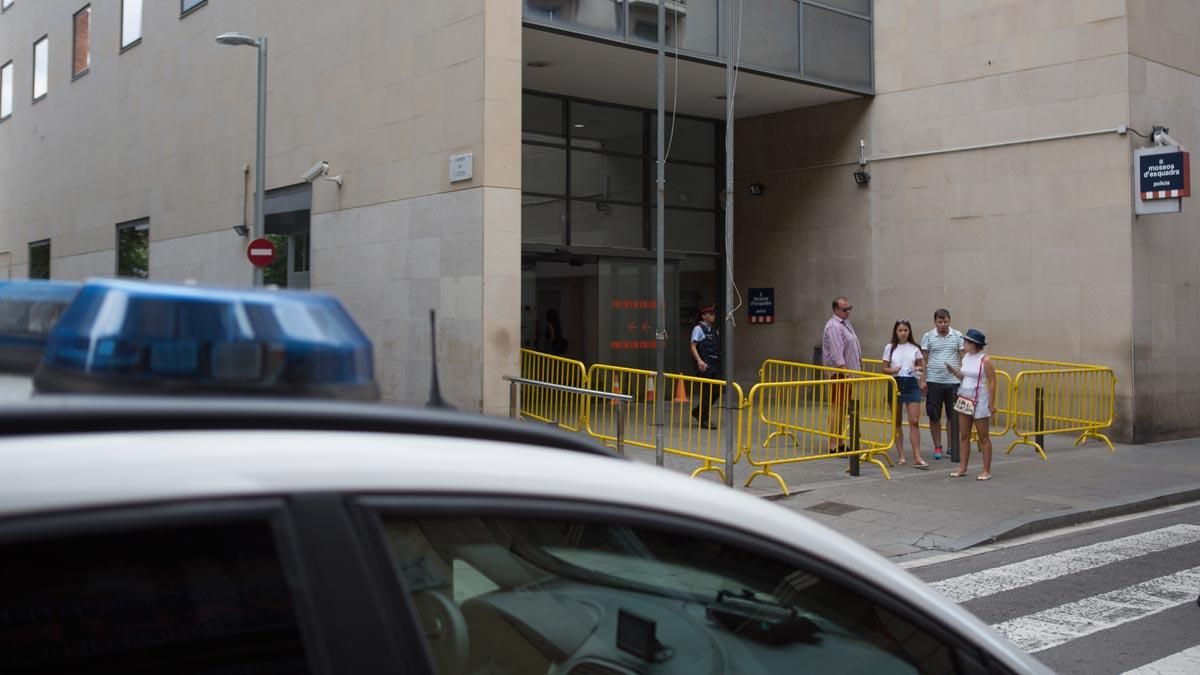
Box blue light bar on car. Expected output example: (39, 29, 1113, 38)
(34, 279, 380, 400)
(0, 280, 82, 375)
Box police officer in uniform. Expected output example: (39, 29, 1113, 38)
(690, 305, 722, 429)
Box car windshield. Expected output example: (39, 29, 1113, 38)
(379, 515, 968, 675)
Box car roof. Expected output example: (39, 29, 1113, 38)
(0, 398, 1049, 674)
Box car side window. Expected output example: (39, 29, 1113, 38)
(369, 512, 977, 675)
(0, 519, 313, 674)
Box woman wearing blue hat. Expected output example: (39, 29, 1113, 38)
(946, 329, 997, 480)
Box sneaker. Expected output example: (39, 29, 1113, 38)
(932, 447, 942, 460)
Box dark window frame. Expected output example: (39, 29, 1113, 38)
(120, 0, 142, 52)
(353, 494, 1006, 674)
(31, 34, 48, 103)
(28, 239, 50, 279)
(180, 0, 207, 18)
(0, 59, 13, 122)
(72, 5, 91, 81)
(0, 0, 12, 14)
(115, 217, 150, 278)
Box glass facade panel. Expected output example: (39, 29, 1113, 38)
(523, 93, 564, 142)
(809, 0, 870, 16)
(73, 7, 91, 78)
(28, 241, 50, 279)
(733, 0, 800, 73)
(523, 0, 624, 38)
(628, 0, 719, 56)
(667, 208, 717, 253)
(570, 101, 643, 155)
(653, 114, 717, 164)
(803, 4, 872, 89)
(571, 152, 644, 204)
(523, 144, 567, 196)
(656, 163, 716, 209)
(122, 0, 143, 48)
(117, 220, 149, 278)
(522, 197, 566, 245)
(570, 201, 643, 249)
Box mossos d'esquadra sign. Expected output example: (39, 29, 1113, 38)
(1134, 146, 1191, 215)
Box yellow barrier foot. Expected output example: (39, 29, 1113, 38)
(1006, 439, 1048, 461)
(867, 454, 893, 480)
(691, 462, 728, 484)
(745, 467, 789, 496)
(762, 429, 799, 449)
(1076, 430, 1116, 453)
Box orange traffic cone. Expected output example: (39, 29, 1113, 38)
(610, 379, 621, 406)
(672, 378, 690, 403)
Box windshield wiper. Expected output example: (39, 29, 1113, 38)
(706, 589, 824, 646)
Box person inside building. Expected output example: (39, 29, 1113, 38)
(690, 305, 722, 429)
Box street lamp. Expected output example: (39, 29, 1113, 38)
(216, 31, 267, 286)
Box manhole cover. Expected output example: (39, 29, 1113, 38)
(805, 501, 861, 516)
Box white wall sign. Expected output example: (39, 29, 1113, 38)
(449, 153, 473, 183)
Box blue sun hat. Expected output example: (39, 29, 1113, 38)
(963, 328, 987, 347)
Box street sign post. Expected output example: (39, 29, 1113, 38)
(246, 238, 276, 268)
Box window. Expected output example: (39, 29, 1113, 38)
(31, 36, 47, 101)
(0, 519, 313, 672)
(116, 219, 149, 278)
(181, 0, 206, 16)
(0, 61, 12, 120)
(372, 511, 966, 675)
(1, 0, 12, 12)
(73, 6, 91, 79)
(121, 0, 142, 50)
(28, 240, 49, 279)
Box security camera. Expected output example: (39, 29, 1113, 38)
(302, 161, 330, 183)
(300, 161, 343, 187)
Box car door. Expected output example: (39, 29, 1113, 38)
(0, 497, 407, 674)
(349, 495, 1025, 675)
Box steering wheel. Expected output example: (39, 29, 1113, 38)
(412, 589, 469, 674)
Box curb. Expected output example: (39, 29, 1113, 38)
(941, 483, 1200, 552)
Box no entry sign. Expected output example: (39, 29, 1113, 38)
(246, 238, 276, 268)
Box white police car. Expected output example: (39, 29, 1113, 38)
(0, 279, 1051, 674)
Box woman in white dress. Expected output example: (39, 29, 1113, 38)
(946, 329, 997, 480)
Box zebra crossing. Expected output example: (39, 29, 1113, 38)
(911, 522, 1200, 674)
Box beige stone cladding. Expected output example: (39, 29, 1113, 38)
(0, 0, 522, 413)
(1127, 0, 1200, 440)
(736, 1, 1139, 439)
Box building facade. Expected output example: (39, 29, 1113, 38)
(0, 1, 1196, 441)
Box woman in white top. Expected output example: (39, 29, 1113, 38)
(947, 329, 997, 480)
(882, 320, 927, 468)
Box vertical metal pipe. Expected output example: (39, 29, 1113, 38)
(1036, 386, 1045, 451)
(849, 398, 861, 476)
(253, 36, 267, 287)
(654, 0, 667, 468)
(509, 380, 518, 420)
(721, 0, 737, 487)
(616, 400, 627, 458)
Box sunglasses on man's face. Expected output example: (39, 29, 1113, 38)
(839, 305, 853, 311)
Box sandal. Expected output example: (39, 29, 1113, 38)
(897, 458, 906, 466)
(949, 471, 968, 478)
(914, 461, 929, 469)
(976, 474, 992, 481)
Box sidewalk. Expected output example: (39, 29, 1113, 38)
(631, 433, 1200, 561)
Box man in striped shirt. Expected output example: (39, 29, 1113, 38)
(823, 296, 861, 451)
(920, 309, 964, 461)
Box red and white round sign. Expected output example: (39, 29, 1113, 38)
(246, 238, 276, 268)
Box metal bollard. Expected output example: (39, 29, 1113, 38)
(615, 400, 626, 458)
(1035, 387, 1045, 452)
(508, 380, 519, 420)
(848, 399, 861, 476)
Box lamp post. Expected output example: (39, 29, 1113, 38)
(215, 31, 267, 287)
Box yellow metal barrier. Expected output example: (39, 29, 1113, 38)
(742, 373, 897, 495)
(519, 349, 589, 432)
(1006, 366, 1116, 459)
(861, 357, 1013, 438)
(586, 363, 744, 482)
(759, 360, 896, 455)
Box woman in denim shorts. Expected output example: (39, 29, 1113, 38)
(883, 320, 927, 467)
